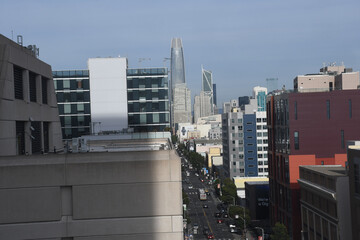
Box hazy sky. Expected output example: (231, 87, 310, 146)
(1, 0, 359, 106)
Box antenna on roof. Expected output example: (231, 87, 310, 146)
(17, 35, 23, 46)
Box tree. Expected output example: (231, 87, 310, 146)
(171, 134, 178, 144)
(228, 206, 250, 231)
(271, 222, 289, 240)
(182, 190, 190, 205)
(219, 178, 237, 204)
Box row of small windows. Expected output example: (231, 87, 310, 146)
(62, 126, 90, 140)
(61, 115, 91, 127)
(128, 101, 169, 113)
(14, 65, 49, 104)
(56, 91, 90, 103)
(127, 89, 168, 101)
(128, 113, 169, 125)
(256, 118, 267, 123)
(54, 79, 89, 90)
(58, 103, 91, 115)
(127, 77, 168, 89)
(231, 126, 243, 130)
(231, 118, 243, 124)
(257, 125, 267, 130)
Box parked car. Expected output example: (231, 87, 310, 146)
(217, 219, 224, 224)
(214, 212, 221, 217)
(188, 185, 193, 189)
(202, 204, 208, 208)
(230, 227, 238, 233)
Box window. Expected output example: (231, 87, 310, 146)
(257, 118, 261, 122)
(233, 148, 236, 151)
(29, 72, 37, 102)
(63, 80, 70, 89)
(248, 164, 254, 168)
(263, 132, 268, 137)
(232, 126, 235, 130)
(246, 129, 252, 132)
(294, 101, 297, 120)
(349, 99, 352, 118)
(265, 168, 269, 172)
(257, 125, 262, 130)
(64, 104, 71, 113)
(42, 77, 48, 104)
(153, 113, 159, 123)
(238, 133, 243, 137)
(294, 131, 299, 150)
(262, 118, 267, 122)
(246, 122, 252, 125)
(258, 154, 263, 158)
(259, 168, 263, 172)
(258, 147, 263, 151)
(326, 100, 330, 119)
(232, 140, 235, 144)
(232, 119, 235, 123)
(263, 125, 267, 129)
(238, 126, 242, 130)
(248, 150, 253, 153)
(257, 132, 262, 137)
(14, 66, 23, 99)
(341, 130, 345, 149)
(233, 162, 236, 165)
(239, 154, 244, 159)
(257, 140, 262, 144)
(258, 161, 263, 166)
(247, 143, 253, 146)
(233, 154, 236, 159)
(239, 147, 243, 151)
(239, 161, 244, 166)
(238, 119, 242, 123)
(248, 158, 254, 160)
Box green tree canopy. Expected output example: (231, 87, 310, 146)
(228, 206, 250, 230)
(271, 222, 289, 240)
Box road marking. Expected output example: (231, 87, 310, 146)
(202, 207, 215, 237)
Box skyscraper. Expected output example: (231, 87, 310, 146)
(170, 38, 185, 90)
(201, 66, 214, 115)
(170, 38, 191, 128)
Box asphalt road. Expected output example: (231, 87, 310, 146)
(182, 162, 242, 239)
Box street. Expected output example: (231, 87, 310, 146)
(182, 159, 244, 240)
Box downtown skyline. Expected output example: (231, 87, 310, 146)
(1, 0, 359, 106)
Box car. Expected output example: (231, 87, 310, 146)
(202, 204, 208, 208)
(230, 227, 238, 233)
(207, 233, 215, 239)
(188, 185, 193, 189)
(217, 219, 224, 224)
(203, 226, 209, 235)
(215, 212, 221, 217)
(195, 173, 199, 177)
(222, 213, 229, 218)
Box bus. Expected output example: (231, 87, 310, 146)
(199, 188, 207, 201)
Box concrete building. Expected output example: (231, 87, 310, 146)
(347, 141, 360, 240)
(223, 99, 238, 113)
(88, 57, 128, 134)
(193, 91, 212, 123)
(266, 89, 360, 240)
(222, 94, 268, 179)
(0, 138, 183, 240)
(172, 83, 192, 128)
(127, 68, 170, 132)
(0, 34, 62, 155)
(253, 86, 267, 112)
(193, 139, 222, 158)
(294, 64, 359, 93)
(53, 70, 91, 140)
(298, 165, 351, 240)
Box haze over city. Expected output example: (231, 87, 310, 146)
(1, 0, 359, 105)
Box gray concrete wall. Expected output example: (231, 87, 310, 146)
(0, 150, 183, 240)
(0, 34, 63, 156)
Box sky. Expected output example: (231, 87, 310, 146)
(1, 0, 360, 106)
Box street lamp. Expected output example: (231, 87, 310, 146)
(255, 227, 264, 240)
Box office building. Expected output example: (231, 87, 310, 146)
(53, 70, 91, 140)
(222, 94, 268, 179)
(266, 78, 278, 92)
(88, 57, 128, 134)
(127, 68, 170, 132)
(201, 66, 214, 114)
(213, 83, 217, 107)
(298, 165, 351, 240)
(267, 88, 360, 240)
(253, 86, 267, 111)
(193, 91, 212, 123)
(223, 99, 238, 114)
(0, 34, 62, 156)
(238, 96, 250, 110)
(170, 38, 191, 128)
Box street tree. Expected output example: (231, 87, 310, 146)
(271, 222, 289, 240)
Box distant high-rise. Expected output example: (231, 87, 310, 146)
(170, 38, 191, 128)
(202, 66, 214, 114)
(170, 38, 185, 90)
(213, 83, 217, 106)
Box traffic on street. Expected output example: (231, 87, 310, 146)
(181, 154, 244, 240)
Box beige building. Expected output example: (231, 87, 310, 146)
(0, 34, 62, 156)
(207, 147, 221, 168)
(294, 64, 359, 93)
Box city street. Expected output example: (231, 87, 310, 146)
(182, 158, 244, 240)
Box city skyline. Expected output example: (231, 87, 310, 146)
(1, 0, 359, 105)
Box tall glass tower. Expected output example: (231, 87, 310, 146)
(170, 38, 185, 89)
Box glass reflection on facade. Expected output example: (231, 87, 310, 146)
(53, 70, 91, 140)
(127, 68, 170, 132)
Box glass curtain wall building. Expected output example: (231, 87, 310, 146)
(170, 38, 185, 90)
(201, 66, 214, 115)
(127, 68, 170, 132)
(53, 70, 91, 140)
